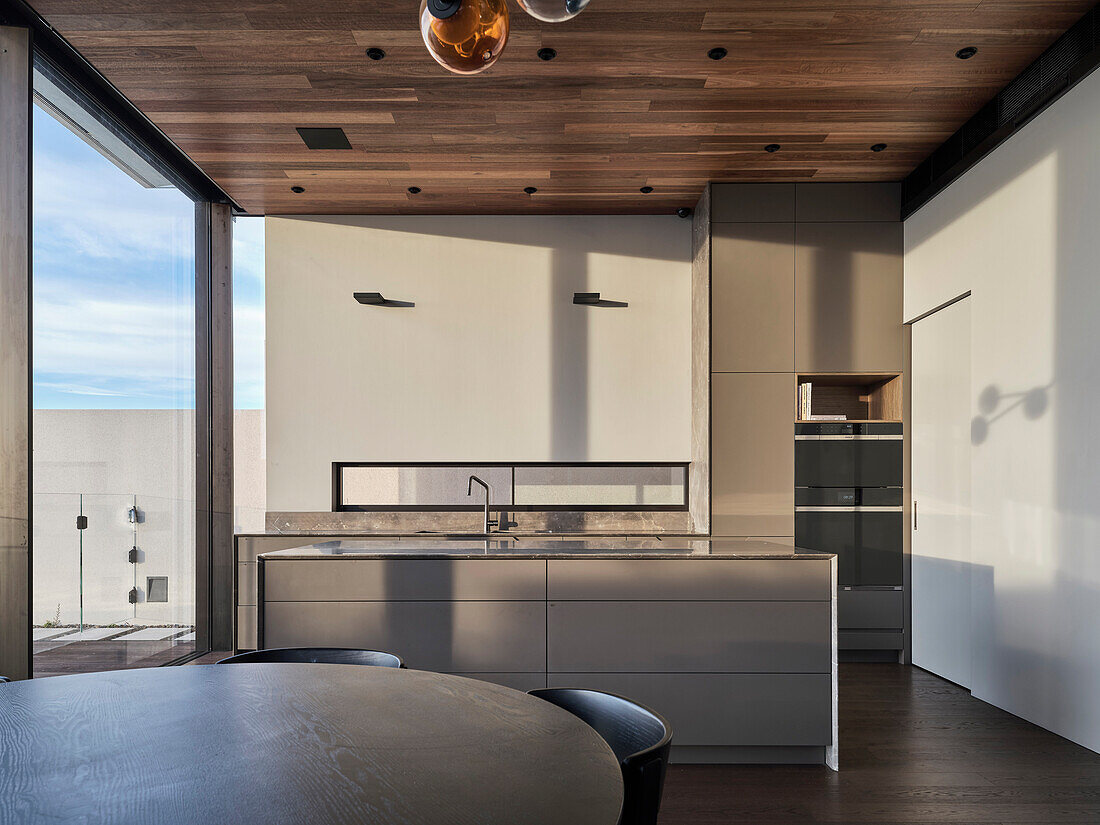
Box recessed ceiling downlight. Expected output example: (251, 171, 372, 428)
(871, 143, 887, 152)
(366, 47, 386, 60)
(523, 186, 538, 195)
(708, 47, 728, 61)
(290, 186, 305, 193)
(955, 46, 978, 60)
(764, 143, 781, 153)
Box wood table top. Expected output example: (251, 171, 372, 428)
(0, 664, 623, 825)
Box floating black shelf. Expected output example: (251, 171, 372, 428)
(573, 292, 628, 307)
(354, 292, 415, 308)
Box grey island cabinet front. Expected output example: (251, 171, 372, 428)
(256, 542, 838, 767)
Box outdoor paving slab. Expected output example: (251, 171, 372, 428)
(55, 627, 128, 641)
(32, 628, 74, 641)
(113, 627, 188, 641)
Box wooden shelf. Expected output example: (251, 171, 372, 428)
(796, 373, 903, 423)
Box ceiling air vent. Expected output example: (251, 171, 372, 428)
(296, 127, 352, 150)
(903, 5, 1100, 218)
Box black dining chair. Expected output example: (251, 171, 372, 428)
(529, 688, 672, 825)
(216, 648, 403, 668)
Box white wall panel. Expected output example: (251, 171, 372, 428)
(905, 68, 1100, 753)
(265, 216, 691, 510)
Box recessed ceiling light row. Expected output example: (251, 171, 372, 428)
(709, 45, 978, 61)
(764, 143, 889, 152)
(362, 46, 559, 61)
(288, 184, 668, 197)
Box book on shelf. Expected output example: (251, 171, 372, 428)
(798, 382, 812, 420)
(808, 414, 847, 421)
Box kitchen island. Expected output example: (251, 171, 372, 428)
(256, 538, 838, 768)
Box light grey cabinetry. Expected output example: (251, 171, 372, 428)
(262, 559, 545, 601)
(711, 373, 795, 536)
(794, 221, 904, 373)
(259, 555, 837, 765)
(545, 558, 834, 762)
(263, 600, 546, 673)
(260, 558, 547, 676)
(547, 673, 832, 746)
(711, 222, 794, 373)
(547, 558, 829, 601)
(548, 601, 831, 672)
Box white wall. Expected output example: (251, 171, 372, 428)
(265, 215, 692, 511)
(905, 68, 1100, 753)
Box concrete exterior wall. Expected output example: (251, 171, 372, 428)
(32, 408, 264, 625)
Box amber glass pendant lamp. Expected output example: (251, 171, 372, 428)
(420, 0, 510, 75)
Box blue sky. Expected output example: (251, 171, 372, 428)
(32, 105, 265, 410)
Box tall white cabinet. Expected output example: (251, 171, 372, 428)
(911, 296, 972, 688)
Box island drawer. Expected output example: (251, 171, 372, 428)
(547, 601, 832, 673)
(547, 558, 832, 601)
(547, 673, 833, 746)
(262, 559, 546, 601)
(262, 601, 546, 673)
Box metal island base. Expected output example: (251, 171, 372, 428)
(255, 538, 839, 768)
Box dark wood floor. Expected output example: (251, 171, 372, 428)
(33, 635, 195, 678)
(660, 664, 1100, 824)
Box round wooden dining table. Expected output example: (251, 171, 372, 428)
(0, 664, 624, 824)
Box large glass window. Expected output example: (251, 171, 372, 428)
(233, 216, 266, 533)
(31, 71, 197, 676)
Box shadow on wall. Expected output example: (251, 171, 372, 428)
(552, 248, 588, 460)
(282, 214, 688, 262)
(970, 382, 1054, 444)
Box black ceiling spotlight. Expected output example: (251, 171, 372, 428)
(955, 46, 978, 60)
(524, 186, 538, 195)
(870, 143, 888, 152)
(366, 47, 386, 61)
(676, 207, 692, 219)
(707, 47, 728, 60)
(764, 143, 781, 153)
(640, 186, 654, 194)
(290, 186, 305, 193)
(538, 47, 557, 61)
(407, 186, 422, 194)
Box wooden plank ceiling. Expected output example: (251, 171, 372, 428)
(31, 0, 1095, 215)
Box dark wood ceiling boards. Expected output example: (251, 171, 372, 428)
(30, 0, 1096, 215)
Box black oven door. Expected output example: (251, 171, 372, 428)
(795, 508, 903, 587)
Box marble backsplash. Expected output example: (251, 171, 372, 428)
(264, 509, 696, 534)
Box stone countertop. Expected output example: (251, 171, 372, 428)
(257, 537, 833, 560)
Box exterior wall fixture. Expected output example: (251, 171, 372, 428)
(354, 292, 415, 308)
(573, 292, 628, 307)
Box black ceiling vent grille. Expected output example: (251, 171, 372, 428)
(903, 4, 1100, 218)
(296, 127, 353, 150)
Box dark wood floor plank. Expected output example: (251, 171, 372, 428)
(659, 664, 1100, 824)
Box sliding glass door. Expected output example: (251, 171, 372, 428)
(31, 68, 198, 675)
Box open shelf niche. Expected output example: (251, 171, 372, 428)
(796, 373, 903, 422)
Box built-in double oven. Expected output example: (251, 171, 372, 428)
(795, 422, 904, 654)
